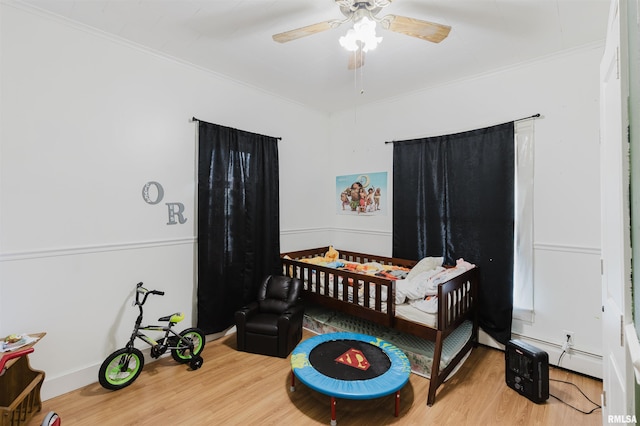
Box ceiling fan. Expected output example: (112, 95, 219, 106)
(272, 0, 451, 70)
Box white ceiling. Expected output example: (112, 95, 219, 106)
(16, 0, 611, 113)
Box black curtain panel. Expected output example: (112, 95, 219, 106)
(197, 121, 281, 334)
(392, 122, 514, 344)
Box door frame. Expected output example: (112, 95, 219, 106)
(600, 0, 634, 421)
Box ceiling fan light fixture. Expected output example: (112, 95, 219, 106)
(338, 17, 382, 52)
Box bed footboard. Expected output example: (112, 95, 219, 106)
(430, 267, 479, 406)
(437, 267, 479, 334)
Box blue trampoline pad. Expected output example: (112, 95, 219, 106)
(291, 332, 411, 400)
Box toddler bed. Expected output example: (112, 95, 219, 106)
(280, 246, 479, 406)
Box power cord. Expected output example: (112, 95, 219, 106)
(557, 348, 567, 366)
(549, 378, 601, 414)
(558, 333, 572, 365)
(550, 334, 601, 415)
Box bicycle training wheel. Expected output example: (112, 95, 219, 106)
(171, 328, 205, 364)
(98, 347, 145, 390)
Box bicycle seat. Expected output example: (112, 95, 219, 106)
(158, 312, 184, 323)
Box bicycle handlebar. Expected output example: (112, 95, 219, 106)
(135, 282, 165, 305)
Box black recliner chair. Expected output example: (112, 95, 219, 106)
(234, 275, 304, 358)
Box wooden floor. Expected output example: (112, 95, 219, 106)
(30, 330, 603, 425)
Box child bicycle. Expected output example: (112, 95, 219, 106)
(99, 282, 205, 390)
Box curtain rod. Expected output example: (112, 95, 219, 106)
(191, 117, 282, 140)
(384, 113, 541, 144)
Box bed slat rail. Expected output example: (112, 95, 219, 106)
(281, 253, 397, 327)
(437, 267, 478, 333)
(337, 249, 418, 269)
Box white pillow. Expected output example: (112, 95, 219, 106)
(395, 266, 445, 303)
(406, 256, 443, 281)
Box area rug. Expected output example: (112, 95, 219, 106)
(302, 304, 472, 379)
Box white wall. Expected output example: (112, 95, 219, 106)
(0, 3, 330, 400)
(326, 45, 604, 377)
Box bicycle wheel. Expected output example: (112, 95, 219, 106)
(171, 328, 205, 364)
(99, 347, 145, 390)
(190, 355, 204, 370)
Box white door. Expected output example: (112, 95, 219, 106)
(600, 0, 633, 421)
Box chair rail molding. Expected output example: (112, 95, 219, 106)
(0, 237, 196, 262)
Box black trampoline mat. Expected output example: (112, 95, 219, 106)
(308, 339, 392, 381)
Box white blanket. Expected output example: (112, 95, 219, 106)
(395, 258, 475, 312)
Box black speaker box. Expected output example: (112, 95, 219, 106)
(505, 339, 549, 403)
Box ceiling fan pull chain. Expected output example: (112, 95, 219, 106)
(352, 50, 364, 95)
(359, 49, 365, 95)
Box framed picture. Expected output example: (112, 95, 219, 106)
(336, 172, 387, 216)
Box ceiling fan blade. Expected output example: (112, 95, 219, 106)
(347, 48, 365, 70)
(272, 21, 336, 43)
(383, 15, 451, 43)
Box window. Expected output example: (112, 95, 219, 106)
(513, 120, 535, 322)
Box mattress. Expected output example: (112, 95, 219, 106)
(395, 303, 437, 328)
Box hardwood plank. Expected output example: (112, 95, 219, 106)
(29, 330, 602, 425)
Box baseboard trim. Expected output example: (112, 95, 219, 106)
(41, 364, 100, 401)
(479, 330, 602, 380)
(40, 345, 156, 401)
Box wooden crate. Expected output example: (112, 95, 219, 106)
(0, 335, 45, 426)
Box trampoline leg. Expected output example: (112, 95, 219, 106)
(331, 396, 337, 426)
(395, 390, 400, 417)
(290, 370, 296, 392)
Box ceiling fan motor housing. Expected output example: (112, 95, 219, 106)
(339, 1, 387, 21)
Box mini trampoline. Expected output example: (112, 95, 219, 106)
(290, 332, 411, 425)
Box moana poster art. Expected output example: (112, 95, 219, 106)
(336, 172, 387, 216)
